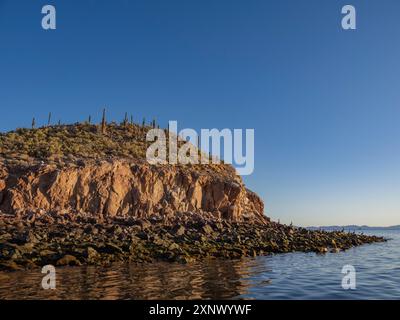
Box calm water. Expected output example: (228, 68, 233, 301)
(0, 230, 399, 300)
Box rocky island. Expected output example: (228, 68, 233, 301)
(0, 119, 385, 271)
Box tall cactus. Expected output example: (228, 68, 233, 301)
(47, 112, 52, 126)
(123, 112, 128, 127)
(32, 117, 36, 129)
(101, 108, 107, 134)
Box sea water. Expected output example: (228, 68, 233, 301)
(0, 230, 399, 300)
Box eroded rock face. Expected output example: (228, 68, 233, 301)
(0, 160, 266, 223)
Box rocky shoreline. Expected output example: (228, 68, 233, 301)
(0, 211, 386, 272)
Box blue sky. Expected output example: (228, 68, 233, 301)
(0, 0, 399, 226)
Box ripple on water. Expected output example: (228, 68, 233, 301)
(0, 230, 399, 300)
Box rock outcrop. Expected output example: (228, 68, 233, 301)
(0, 160, 266, 224)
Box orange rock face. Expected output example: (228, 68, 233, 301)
(0, 160, 266, 223)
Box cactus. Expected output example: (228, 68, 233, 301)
(47, 112, 52, 126)
(130, 115, 133, 126)
(88, 115, 91, 124)
(32, 118, 36, 129)
(101, 108, 107, 134)
(123, 112, 128, 127)
(142, 118, 145, 127)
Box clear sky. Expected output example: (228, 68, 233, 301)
(0, 0, 399, 226)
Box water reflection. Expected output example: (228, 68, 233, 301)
(1, 230, 397, 300)
(0, 258, 271, 300)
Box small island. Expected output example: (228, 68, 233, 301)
(0, 117, 385, 271)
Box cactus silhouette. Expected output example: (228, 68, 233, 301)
(32, 118, 36, 129)
(101, 108, 107, 134)
(123, 112, 128, 127)
(47, 112, 52, 126)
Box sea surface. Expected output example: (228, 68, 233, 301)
(0, 230, 399, 300)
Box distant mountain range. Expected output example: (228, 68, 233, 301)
(306, 225, 400, 231)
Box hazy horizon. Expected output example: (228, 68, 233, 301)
(1, 0, 399, 226)
(305, 223, 400, 228)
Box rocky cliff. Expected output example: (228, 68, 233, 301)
(0, 159, 266, 224)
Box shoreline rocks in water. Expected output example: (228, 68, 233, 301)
(0, 211, 386, 272)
